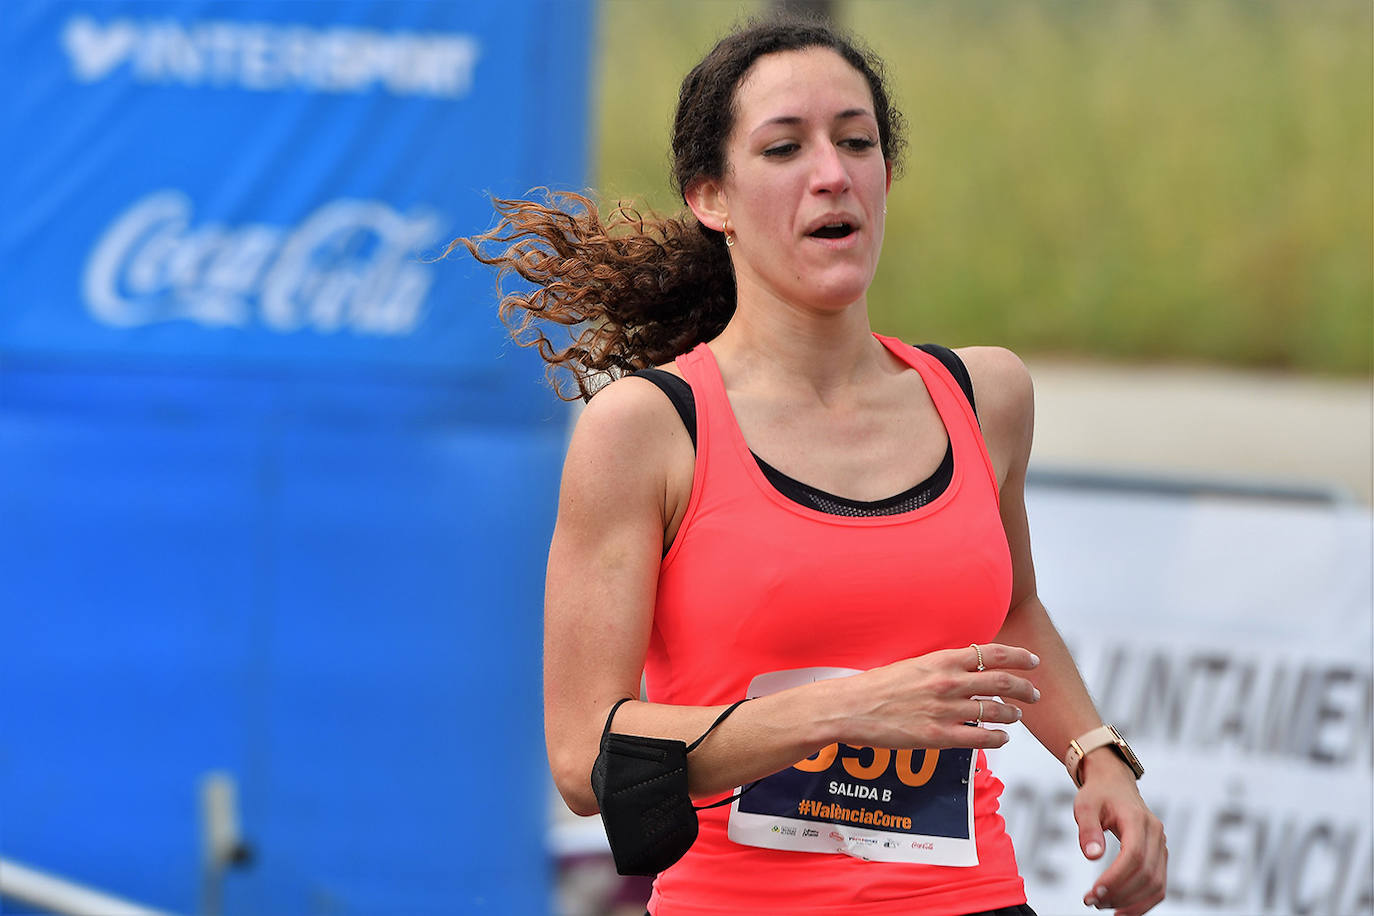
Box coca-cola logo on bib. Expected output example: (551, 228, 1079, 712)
(83, 190, 442, 336)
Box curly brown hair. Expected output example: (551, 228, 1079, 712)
(449, 18, 907, 401)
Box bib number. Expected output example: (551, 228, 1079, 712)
(727, 667, 979, 866)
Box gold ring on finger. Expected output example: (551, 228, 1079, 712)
(970, 643, 985, 672)
(976, 700, 984, 726)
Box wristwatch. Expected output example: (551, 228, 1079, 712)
(1064, 725, 1144, 788)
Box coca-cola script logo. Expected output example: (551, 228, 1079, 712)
(83, 190, 442, 335)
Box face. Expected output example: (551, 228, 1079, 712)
(691, 47, 892, 313)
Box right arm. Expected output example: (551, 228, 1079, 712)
(543, 378, 1039, 816)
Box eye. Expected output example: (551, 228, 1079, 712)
(840, 137, 879, 152)
(762, 142, 800, 158)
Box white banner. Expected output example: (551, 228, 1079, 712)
(989, 484, 1373, 916)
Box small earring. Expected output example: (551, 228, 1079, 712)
(883, 205, 888, 215)
(724, 231, 735, 248)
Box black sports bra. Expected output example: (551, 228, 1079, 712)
(630, 343, 978, 519)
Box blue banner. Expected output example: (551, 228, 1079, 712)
(1, 0, 590, 374)
(0, 2, 590, 912)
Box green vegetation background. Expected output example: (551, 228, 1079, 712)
(593, 0, 1371, 374)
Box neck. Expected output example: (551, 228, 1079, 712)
(707, 281, 889, 401)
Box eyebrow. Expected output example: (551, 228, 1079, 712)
(751, 108, 875, 134)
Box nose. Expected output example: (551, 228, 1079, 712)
(809, 143, 851, 195)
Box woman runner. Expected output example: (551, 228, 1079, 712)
(455, 17, 1166, 916)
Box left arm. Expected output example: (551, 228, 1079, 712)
(960, 346, 1167, 916)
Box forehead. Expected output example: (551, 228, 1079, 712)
(732, 47, 874, 130)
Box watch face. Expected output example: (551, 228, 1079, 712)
(1109, 727, 1144, 777)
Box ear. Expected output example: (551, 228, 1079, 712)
(684, 176, 729, 233)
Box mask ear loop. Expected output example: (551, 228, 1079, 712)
(601, 697, 635, 738)
(683, 699, 748, 753)
(599, 697, 760, 809)
(686, 699, 758, 810)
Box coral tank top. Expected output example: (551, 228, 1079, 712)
(644, 335, 1026, 915)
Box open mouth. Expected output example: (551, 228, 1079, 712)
(808, 222, 856, 240)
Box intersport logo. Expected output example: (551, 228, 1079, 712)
(60, 15, 481, 98)
(83, 191, 443, 336)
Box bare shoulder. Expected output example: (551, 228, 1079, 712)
(573, 373, 684, 444)
(564, 375, 687, 476)
(957, 342, 1033, 402)
(558, 374, 691, 526)
(954, 346, 1034, 480)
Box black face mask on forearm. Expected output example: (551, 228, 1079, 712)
(590, 697, 754, 876)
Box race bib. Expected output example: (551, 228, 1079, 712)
(727, 667, 979, 866)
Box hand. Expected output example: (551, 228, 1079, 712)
(1075, 751, 1168, 916)
(838, 643, 1040, 750)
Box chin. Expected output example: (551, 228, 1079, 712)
(797, 277, 871, 312)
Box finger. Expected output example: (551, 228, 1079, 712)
(970, 670, 1040, 704)
(1101, 861, 1166, 916)
(964, 643, 1039, 672)
(1130, 837, 1169, 916)
(964, 698, 1022, 726)
(1086, 815, 1151, 909)
(952, 722, 1011, 749)
(1076, 804, 1107, 862)
(1074, 795, 1110, 908)
(1109, 823, 1169, 915)
(1093, 829, 1148, 900)
(1099, 862, 1153, 912)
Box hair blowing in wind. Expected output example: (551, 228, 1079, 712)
(445, 192, 735, 402)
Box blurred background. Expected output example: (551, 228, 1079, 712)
(2, 1, 1369, 915)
